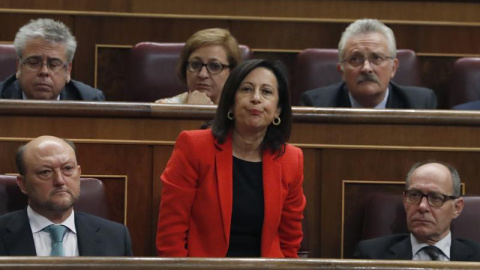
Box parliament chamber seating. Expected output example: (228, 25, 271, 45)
(291, 49, 421, 105)
(0, 44, 17, 81)
(0, 175, 109, 218)
(127, 42, 252, 102)
(361, 192, 480, 243)
(4, 101, 480, 257)
(446, 57, 480, 108)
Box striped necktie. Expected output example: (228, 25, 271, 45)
(421, 245, 441, 261)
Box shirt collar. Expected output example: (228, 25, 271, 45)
(411, 231, 451, 259)
(348, 87, 389, 109)
(27, 206, 77, 234)
(22, 91, 61, 100)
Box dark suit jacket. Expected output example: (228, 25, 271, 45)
(0, 209, 133, 256)
(0, 74, 105, 101)
(300, 81, 437, 109)
(452, 100, 480, 110)
(156, 129, 306, 257)
(354, 234, 480, 261)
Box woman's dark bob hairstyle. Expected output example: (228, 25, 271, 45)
(212, 59, 292, 155)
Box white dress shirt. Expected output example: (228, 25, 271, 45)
(22, 91, 61, 100)
(27, 206, 79, 256)
(411, 232, 451, 261)
(349, 87, 390, 109)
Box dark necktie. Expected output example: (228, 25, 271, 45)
(421, 245, 441, 261)
(44, 225, 68, 256)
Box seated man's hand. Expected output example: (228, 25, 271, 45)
(186, 90, 214, 105)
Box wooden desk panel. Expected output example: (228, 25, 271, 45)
(1, 257, 480, 270)
(2, 100, 480, 257)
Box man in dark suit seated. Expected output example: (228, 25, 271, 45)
(0, 136, 132, 256)
(300, 19, 436, 109)
(354, 162, 480, 261)
(0, 18, 105, 101)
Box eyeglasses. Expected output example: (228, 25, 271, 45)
(404, 189, 458, 208)
(19, 56, 68, 73)
(342, 54, 394, 67)
(186, 60, 230, 74)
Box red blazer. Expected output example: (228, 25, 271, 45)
(156, 129, 306, 257)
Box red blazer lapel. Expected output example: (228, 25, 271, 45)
(261, 150, 282, 254)
(215, 135, 233, 243)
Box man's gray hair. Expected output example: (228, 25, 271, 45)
(338, 18, 397, 62)
(405, 161, 462, 197)
(14, 18, 77, 63)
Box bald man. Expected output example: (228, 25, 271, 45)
(354, 162, 480, 261)
(0, 136, 132, 256)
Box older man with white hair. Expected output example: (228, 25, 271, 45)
(300, 18, 436, 109)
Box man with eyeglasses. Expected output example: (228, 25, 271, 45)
(300, 19, 436, 109)
(354, 162, 480, 261)
(0, 18, 105, 101)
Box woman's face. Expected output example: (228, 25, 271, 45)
(186, 44, 230, 104)
(232, 67, 281, 134)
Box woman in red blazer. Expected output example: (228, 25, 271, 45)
(156, 59, 306, 257)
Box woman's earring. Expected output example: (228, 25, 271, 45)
(273, 116, 281, 126)
(227, 111, 234, 120)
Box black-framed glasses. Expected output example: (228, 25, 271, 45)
(342, 54, 394, 67)
(19, 56, 68, 73)
(404, 189, 458, 208)
(186, 60, 230, 74)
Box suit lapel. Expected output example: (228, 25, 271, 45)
(3, 80, 23, 99)
(215, 135, 233, 242)
(3, 210, 37, 255)
(59, 86, 69, 100)
(386, 82, 408, 109)
(75, 212, 102, 256)
(450, 238, 474, 261)
(261, 150, 282, 253)
(389, 236, 413, 259)
(338, 83, 353, 107)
